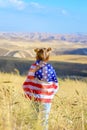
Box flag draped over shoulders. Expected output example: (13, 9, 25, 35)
(23, 60, 59, 103)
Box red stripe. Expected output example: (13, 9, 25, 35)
(30, 64, 36, 68)
(27, 76, 35, 80)
(32, 63, 36, 66)
(23, 81, 57, 89)
(23, 87, 54, 96)
(25, 94, 52, 103)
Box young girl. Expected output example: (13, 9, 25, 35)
(23, 48, 59, 130)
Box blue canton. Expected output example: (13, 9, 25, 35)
(35, 60, 58, 83)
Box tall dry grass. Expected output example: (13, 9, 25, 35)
(0, 72, 87, 130)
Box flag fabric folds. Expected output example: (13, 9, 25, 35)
(23, 60, 58, 103)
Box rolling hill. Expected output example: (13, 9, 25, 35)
(0, 32, 87, 58)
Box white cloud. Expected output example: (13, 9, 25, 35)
(56, 8, 68, 16)
(0, 1, 68, 14)
(0, 1, 44, 10)
(0, 0, 26, 10)
(61, 9, 68, 15)
(30, 2, 44, 9)
(9, 0, 26, 10)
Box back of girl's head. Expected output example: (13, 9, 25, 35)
(34, 48, 52, 61)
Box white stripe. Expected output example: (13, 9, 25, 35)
(25, 91, 54, 99)
(28, 72, 34, 76)
(23, 85, 57, 93)
(25, 78, 54, 85)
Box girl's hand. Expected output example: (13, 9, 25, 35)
(39, 61, 46, 67)
(34, 61, 46, 72)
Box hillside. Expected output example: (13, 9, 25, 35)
(0, 56, 87, 78)
(0, 32, 87, 58)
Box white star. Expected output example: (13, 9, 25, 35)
(38, 75, 41, 78)
(44, 76, 47, 79)
(44, 66, 47, 69)
(45, 71, 48, 73)
(39, 70, 42, 72)
(49, 69, 51, 71)
(42, 73, 44, 75)
(47, 64, 50, 67)
(51, 66, 53, 69)
(48, 74, 50, 76)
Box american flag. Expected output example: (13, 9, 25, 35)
(23, 60, 58, 103)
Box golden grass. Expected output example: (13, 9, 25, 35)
(50, 55, 87, 64)
(0, 72, 87, 130)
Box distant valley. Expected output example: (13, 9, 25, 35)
(0, 32, 87, 58)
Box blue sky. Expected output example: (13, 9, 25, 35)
(0, 0, 87, 33)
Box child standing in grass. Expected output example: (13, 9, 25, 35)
(23, 48, 59, 130)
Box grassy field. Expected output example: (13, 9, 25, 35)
(0, 72, 87, 130)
